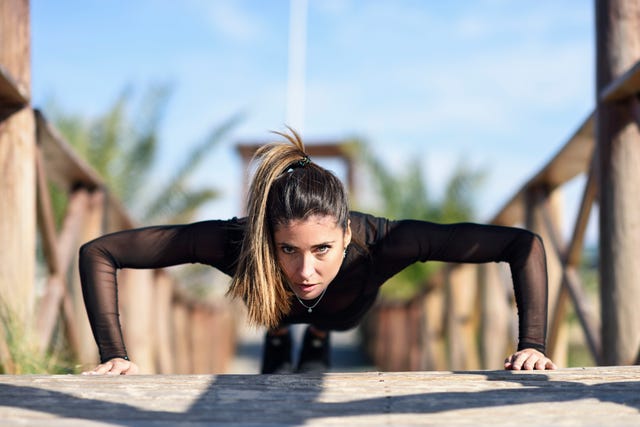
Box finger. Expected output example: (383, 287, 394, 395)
(509, 353, 525, 370)
(106, 366, 123, 375)
(106, 360, 129, 375)
(504, 359, 515, 370)
(122, 363, 139, 375)
(521, 355, 540, 370)
(534, 357, 550, 370)
(82, 362, 112, 375)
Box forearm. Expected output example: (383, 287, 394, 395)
(393, 220, 550, 352)
(508, 232, 549, 353)
(79, 241, 129, 362)
(77, 220, 237, 362)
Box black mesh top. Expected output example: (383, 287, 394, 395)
(79, 211, 548, 363)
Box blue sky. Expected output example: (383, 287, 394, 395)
(31, 0, 595, 229)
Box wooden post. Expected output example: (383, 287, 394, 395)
(407, 299, 422, 370)
(71, 189, 102, 366)
(421, 275, 446, 370)
(386, 304, 408, 371)
(190, 305, 212, 374)
(119, 268, 156, 373)
(375, 306, 390, 370)
(479, 263, 512, 369)
(35, 170, 87, 355)
(446, 264, 480, 370)
(0, 0, 34, 336)
(596, 0, 640, 365)
(525, 187, 566, 366)
(153, 272, 174, 374)
(172, 301, 191, 374)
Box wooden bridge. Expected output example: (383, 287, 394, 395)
(2, 9, 640, 427)
(0, 366, 639, 426)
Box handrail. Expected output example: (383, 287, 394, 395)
(366, 109, 604, 370)
(32, 110, 237, 374)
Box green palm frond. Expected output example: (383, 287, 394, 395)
(158, 188, 222, 225)
(119, 86, 170, 204)
(355, 140, 485, 301)
(141, 112, 244, 223)
(48, 84, 242, 226)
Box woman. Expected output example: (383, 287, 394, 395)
(80, 128, 556, 375)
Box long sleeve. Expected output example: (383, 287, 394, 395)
(78, 219, 243, 362)
(373, 218, 549, 353)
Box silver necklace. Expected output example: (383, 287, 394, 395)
(296, 286, 328, 313)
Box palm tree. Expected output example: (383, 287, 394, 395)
(43, 84, 243, 300)
(351, 140, 485, 301)
(47, 84, 242, 225)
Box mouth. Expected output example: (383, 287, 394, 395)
(297, 283, 319, 295)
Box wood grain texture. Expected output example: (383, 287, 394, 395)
(0, 366, 638, 426)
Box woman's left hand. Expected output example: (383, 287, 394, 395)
(504, 348, 557, 370)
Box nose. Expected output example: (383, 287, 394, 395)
(297, 253, 316, 281)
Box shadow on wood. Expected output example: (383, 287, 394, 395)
(0, 366, 638, 426)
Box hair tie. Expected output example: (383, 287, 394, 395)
(297, 156, 311, 167)
(285, 155, 311, 173)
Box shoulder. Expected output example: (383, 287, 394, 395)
(188, 216, 247, 231)
(170, 217, 248, 247)
(349, 211, 450, 244)
(349, 211, 392, 245)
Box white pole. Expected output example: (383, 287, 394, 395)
(286, 0, 308, 133)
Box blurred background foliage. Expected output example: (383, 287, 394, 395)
(40, 84, 244, 303)
(44, 84, 243, 227)
(350, 140, 486, 301)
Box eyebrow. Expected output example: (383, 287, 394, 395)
(277, 240, 336, 249)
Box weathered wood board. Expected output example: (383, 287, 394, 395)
(0, 366, 638, 426)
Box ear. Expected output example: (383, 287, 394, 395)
(343, 219, 352, 248)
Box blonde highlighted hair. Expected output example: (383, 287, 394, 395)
(227, 128, 350, 328)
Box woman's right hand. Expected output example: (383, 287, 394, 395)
(81, 358, 139, 375)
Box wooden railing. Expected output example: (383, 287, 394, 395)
(4, 0, 639, 374)
(32, 110, 237, 374)
(364, 55, 640, 370)
(1, 0, 237, 373)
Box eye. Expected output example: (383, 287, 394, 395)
(315, 245, 331, 255)
(280, 245, 295, 255)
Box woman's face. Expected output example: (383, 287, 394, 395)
(273, 214, 351, 301)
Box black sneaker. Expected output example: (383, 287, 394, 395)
(296, 327, 331, 373)
(260, 330, 293, 374)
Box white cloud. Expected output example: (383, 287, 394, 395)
(188, 0, 265, 43)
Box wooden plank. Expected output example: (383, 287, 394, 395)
(0, 0, 30, 117)
(566, 164, 597, 267)
(491, 113, 594, 226)
(35, 109, 103, 192)
(596, 0, 640, 366)
(0, 108, 35, 324)
(171, 302, 192, 374)
(600, 59, 640, 102)
(35, 147, 60, 274)
(119, 269, 156, 374)
(446, 264, 480, 370)
(35, 110, 134, 232)
(71, 190, 104, 367)
(153, 272, 175, 374)
(0, 0, 35, 352)
(236, 141, 352, 160)
(0, 367, 638, 426)
(35, 189, 89, 353)
(563, 266, 602, 364)
(236, 140, 357, 211)
(0, 64, 28, 112)
(479, 263, 511, 369)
